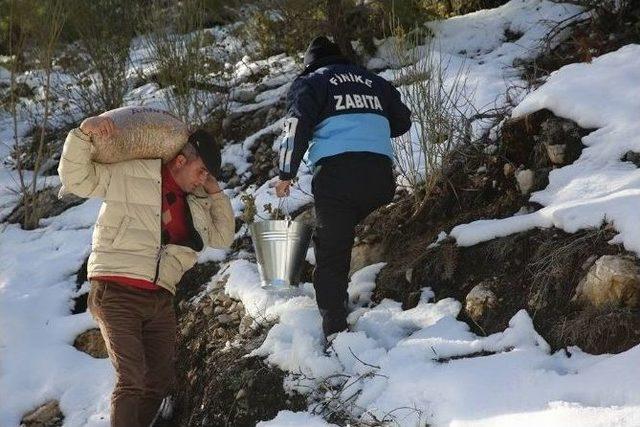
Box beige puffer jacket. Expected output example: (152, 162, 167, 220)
(58, 128, 235, 294)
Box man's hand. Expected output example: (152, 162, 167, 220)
(79, 116, 116, 139)
(275, 179, 291, 198)
(203, 175, 222, 195)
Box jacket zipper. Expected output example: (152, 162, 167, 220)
(153, 175, 163, 285)
(152, 247, 162, 285)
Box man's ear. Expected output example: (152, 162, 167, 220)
(175, 154, 187, 167)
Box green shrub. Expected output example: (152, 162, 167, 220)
(240, 0, 502, 62)
(243, 0, 325, 60)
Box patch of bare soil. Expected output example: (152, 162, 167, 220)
(161, 262, 308, 427)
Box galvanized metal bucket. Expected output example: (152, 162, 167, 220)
(249, 219, 313, 289)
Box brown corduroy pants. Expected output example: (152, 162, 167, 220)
(88, 280, 176, 427)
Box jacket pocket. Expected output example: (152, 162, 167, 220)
(159, 245, 198, 288)
(112, 216, 131, 248)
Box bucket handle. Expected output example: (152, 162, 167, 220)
(277, 196, 292, 222)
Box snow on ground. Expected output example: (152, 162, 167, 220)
(450, 44, 640, 254)
(0, 199, 112, 427)
(211, 258, 640, 427)
(384, 0, 585, 120)
(429, 0, 584, 130)
(0, 65, 10, 84)
(225, 118, 314, 221)
(257, 410, 338, 427)
(222, 119, 285, 178)
(257, 411, 336, 427)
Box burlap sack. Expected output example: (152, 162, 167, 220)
(59, 106, 189, 198)
(91, 106, 190, 164)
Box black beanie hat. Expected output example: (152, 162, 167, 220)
(303, 36, 343, 67)
(187, 129, 221, 178)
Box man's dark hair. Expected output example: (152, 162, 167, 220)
(186, 129, 221, 178)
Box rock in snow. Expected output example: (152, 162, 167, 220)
(515, 168, 535, 194)
(73, 329, 108, 359)
(20, 401, 63, 427)
(573, 255, 640, 309)
(465, 283, 498, 321)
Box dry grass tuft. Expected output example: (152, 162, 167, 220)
(551, 306, 640, 354)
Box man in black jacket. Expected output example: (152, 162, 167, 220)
(275, 36, 412, 338)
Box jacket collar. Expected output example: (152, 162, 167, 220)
(300, 55, 351, 76)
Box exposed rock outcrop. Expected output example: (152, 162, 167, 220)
(350, 237, 385, 277)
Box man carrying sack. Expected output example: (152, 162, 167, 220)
(58, 116, 235, 427)
(275, 36, 412, 339)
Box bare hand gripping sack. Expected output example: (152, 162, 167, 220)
(92, 106, 190, 164)
(59, 106, 189, 198)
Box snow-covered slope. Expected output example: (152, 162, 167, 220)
(0, 201, 114, 426)
(451, 44, 640, 256)
(204, 257, 640, 427)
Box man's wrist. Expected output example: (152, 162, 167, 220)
(73, 127, 93, 143)
(77, 126, 91, 138)
(203, 180, 222, 194)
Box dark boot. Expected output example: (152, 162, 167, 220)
(320, 307, 348, 338)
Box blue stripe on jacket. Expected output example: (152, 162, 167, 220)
(306, 113, 394, 166)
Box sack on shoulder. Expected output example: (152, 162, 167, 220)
(91, 106, 190, 164)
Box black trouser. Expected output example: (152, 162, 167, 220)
(312, 151, 395, 314)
